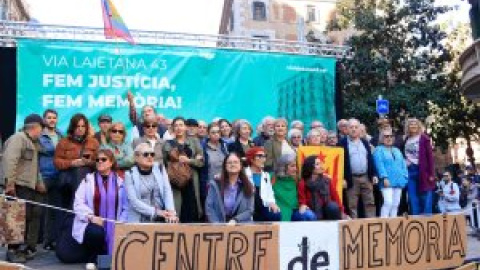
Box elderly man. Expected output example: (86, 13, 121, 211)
(290, 120, 305, 134)
(197, 120, 208, 141)
(310, 120, 323, 131)
(3, 114, 47, 263)
(338, 119, 377, 219)
(337, 119, 350, 139)
(253, 116, 275, 147)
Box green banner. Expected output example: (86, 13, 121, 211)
(17, 39, 336, 133)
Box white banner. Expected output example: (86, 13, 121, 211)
(279, 222, 340, 270)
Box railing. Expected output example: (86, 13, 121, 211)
(0, 20, 351, 58)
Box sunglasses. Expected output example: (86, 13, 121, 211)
(144, 124, 158, 129)
(96, 157, 108, 163)
(142, 152, 155, 158)
(111, 129, 125, 134)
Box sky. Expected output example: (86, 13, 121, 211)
(24, 0, 470, 35)
(25, 0, 225, 35)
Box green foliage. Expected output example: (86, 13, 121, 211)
(333, 0, 454, 139)
(429, 23, 480, 150)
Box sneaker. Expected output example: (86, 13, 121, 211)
(6, 249, 27, 264)
(85, 263, 97, 270)
(23, 247, 37, 260)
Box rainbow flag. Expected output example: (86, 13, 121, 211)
(101, 0, 135, 44)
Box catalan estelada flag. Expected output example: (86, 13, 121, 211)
(101, 0, 135, 44)
(297, 146, 345, 202)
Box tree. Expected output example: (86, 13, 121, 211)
(332, 0, 453, 136)
(429, 23, 480, 166)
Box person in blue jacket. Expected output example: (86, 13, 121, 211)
(373, 128, 408, 218)
(39, 109, 63, 250)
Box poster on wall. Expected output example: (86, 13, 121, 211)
(17, 39, 337, 132)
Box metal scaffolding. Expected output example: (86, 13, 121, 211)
(0, 20, 351, 58)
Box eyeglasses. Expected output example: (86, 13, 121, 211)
(384, 135, 393, 138)
(144, 124, 158, 129)
(111, 129, 124, 134)
(96, 157, 108, 163)
(291, 136, 302, 139)
(142, 152, 155, 158)
(443, 174, 450, 177)
(210, 130, 220, 134)
(255, 154, 266, 159)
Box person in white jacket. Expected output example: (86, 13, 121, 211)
(438, 171, 462, 213)
(245, 147, 281, 221)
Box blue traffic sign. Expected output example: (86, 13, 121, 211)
(376, 99, 389, 115)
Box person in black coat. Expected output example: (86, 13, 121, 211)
(338, 119, 377, 219)
(227, 120, 255, 166)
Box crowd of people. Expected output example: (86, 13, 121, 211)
(1, 101, 479, 266)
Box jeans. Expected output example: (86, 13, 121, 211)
(291, 202, 341, 221)
(291, 209, 316, 221)
(407, 165, 433, 215)
(44, 178, 62, 245)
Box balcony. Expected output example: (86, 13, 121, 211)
(460, 39, 480, 101)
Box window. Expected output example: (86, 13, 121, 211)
(307, 6, 316, 22)
(253, 1, 266, 21)
(252, 35, 270, 50)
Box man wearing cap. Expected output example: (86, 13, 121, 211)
(186, 119, 199, 138)
(2, 114, 47, 263)
(95, 114, 112, 145)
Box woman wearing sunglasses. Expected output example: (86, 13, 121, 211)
(68, 149, 128, 264)
(101, 122, 134, 179)
(132, 116, 165, 164)
(205, 152, 254, 224)
(245, 147, 282, 222)
(373, 128, 408, 217)
(125, 143, 177, 223)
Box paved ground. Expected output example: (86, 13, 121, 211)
(0, 227, 479, 270)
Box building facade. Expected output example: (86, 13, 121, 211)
(219, 0, 338, 43)
(277, 66, 335, 130)
(0, 0, 30, 21)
